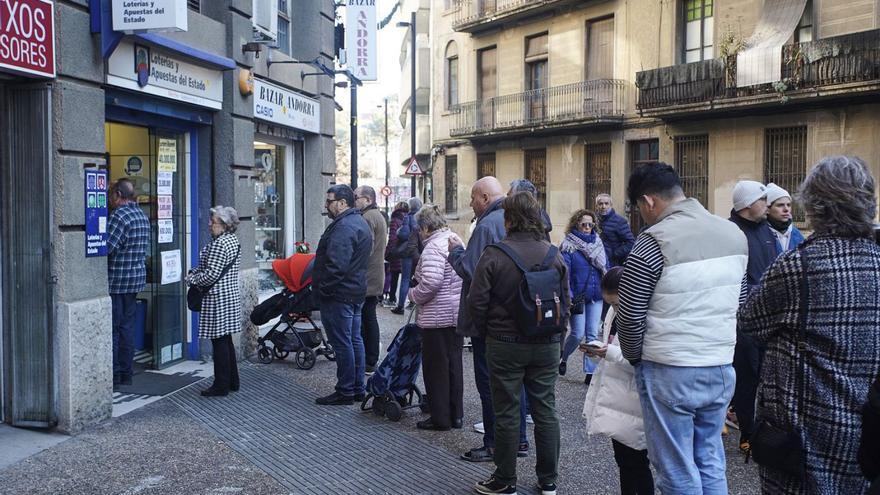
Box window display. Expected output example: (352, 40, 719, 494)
(254, 142, 286, 291)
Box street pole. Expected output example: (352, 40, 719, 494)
(409, 10, 417, 198)
(351, 82, 358, 189)
(384, 97, 389, 213)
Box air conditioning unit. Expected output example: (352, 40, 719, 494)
(252, 0, 278, 41)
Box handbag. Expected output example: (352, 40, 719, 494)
(187, 246, 240, 312)
(749, 245, 809, 477)
(570, 294, 585, 315)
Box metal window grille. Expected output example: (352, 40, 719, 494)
(585, 143, 612, 209)
(764, 126, 808, 224)
(445, 155, 458, 214)
(525, 149, 547, 209)
(627, 140, 659, 233)
(477, 152, 496, 179)
(674, 135, 709, 208)
(187, 0, 200, 12)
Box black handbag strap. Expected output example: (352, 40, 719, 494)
(796, 245, 810, 423)
(203, 245, 240, 291)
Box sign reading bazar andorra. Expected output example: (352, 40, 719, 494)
(345, 0, 377, 81)
(107, 41, 223, 109)
(112, 0, 187, 33)
(253, 79, 320, 134)
(0, 0, 55, 78)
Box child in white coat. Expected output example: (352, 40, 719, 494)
(582, 267, 654, 495)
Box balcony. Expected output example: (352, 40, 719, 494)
(636, 29, 880, 119)
(453, 0, 587, 34)
(450, 79, 627, 139)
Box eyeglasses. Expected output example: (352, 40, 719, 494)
(325, 198, 340, 205)
(579, 222, 595, 228)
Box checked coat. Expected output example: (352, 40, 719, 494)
(738, 235, 880, 495)
(188, 232, 242, 340)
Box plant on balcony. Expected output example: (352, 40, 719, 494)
(772, 46, 806, 104)
(719, 27, 746, 92)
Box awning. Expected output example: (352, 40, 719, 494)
(736, 0, 808, 87)
(133, 34, 236, 71)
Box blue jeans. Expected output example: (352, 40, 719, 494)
(397, 258, 413, 309)
(111, 293, 137, 380)
(472, 336, 528, 449)
(320, 299, 365, 396)
(561, 299, 603, 374)
(635, 361, 736, 495)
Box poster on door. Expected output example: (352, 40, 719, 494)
(158, 219, 173, 244)
(85, 169, 109, 257)
(157, 195, 173, 218)
(157, 171, 173, 195)
(158, 139, 177, 172)
(160, 249, 181, 285)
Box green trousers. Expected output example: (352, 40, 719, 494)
(485, 337, 560, 486)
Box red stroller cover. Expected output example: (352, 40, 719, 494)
(272, 253, 316, 293)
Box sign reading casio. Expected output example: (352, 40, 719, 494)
(253, 79, 320, 134)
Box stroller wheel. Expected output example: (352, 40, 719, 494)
(372, 396, 385, 417)
(384, 397, 403, 422)
(257, 346, 273, 364)
(273, 347, 289, 360)
(295, 348, 317, 370)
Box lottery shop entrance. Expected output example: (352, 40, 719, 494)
(106, 122, 191, 370)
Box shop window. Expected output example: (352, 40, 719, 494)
(674, 135, 709, 208)
(445, 155, 458, 214)
(525, 149, 547, 209)
(764, 127, 808, 224)
(585, 143, 612, 208)
(255, 142, 287, 291)
(683, 0, 714, 63)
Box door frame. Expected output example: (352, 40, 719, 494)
(106, 103, 205, 361)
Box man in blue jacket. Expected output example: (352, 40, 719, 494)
(595, 194, 635, 267)
(313, 184, 373, 405)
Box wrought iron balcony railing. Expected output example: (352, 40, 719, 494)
(450, 79, 627, 138)
(452, 0, 584, 33)
(636, 29, 880, 113)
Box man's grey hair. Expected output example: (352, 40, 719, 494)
(407, 196, 422, 212)
(510, 179, 538, 198)
(356, 185, 376, 205)
(416, 204, 447, 232)
(595, 193, 612, 203)
(114, 178, 137, 200)
(799, 155, 877, 238)
(210, 205, 240, 233)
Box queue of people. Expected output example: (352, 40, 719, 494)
(98, 151, 879, 495)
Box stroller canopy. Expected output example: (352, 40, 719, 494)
(272, 253, 316, 293)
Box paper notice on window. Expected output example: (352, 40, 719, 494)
(160, 250, 181, 285)
(157, 195, 173, 218)
(158, 219, 173, 244)
(157, 171, 173, 195)
(158, 139, 178, 172)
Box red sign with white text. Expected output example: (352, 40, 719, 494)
(0, 0, 55, 78)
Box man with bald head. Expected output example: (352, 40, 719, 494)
(449, 176, 530, 463)
(107, 178, 150, 390)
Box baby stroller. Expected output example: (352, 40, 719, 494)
(361, 310, 428, 421)
(251, 254, 335, 370)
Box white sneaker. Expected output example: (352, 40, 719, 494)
(525, 414, 534, 425)
(473, 421, 485, 434)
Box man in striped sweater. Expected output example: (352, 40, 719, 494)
(616, 162, 748, 494)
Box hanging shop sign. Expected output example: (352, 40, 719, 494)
(253, 78, 320, 134)
(112, 0, 187, 33)
(107, 40, 223, 109)
(85, 169, 109, 257)
(0, 0, 56, 78)
(345, 0, 377, 81)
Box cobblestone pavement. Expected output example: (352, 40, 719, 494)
(0, 305, 760, 494)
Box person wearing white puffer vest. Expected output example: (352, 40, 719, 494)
(407, 205, 465, 432)
(583, 267, 654, 495)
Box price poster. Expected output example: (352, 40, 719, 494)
(160, 250, 181, 285)
(158, 219, 173, 244)
(85, 170, 109, 257)
(157, 171, 173, 195)
(158, 139, 177, 172)
(157, 195, 173, 219)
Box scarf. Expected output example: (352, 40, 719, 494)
(561, 230, 607, 275)
(768, 217, 792, 234)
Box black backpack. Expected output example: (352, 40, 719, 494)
(490, 242, 568, 337)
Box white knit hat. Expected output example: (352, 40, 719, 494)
(732, 180, 767, 211)
(765, 183, 791, 206)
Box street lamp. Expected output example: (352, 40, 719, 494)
(378, 97, 390, 214)
(397, 12, 417, 199)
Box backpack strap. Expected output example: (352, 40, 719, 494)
(539, 245, 559, 270)
(489, 242, 529, 273)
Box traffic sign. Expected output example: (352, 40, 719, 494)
(380, 185, 392, 197)
(405, 157, 424, 176)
